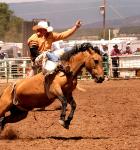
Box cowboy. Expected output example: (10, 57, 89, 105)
(27, 19, 82, 76)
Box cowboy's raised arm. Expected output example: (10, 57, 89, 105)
(53, 20, 82, 41)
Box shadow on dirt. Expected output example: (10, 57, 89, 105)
(47, 136, 110, 140)
(0, 128, 19, 140)
(34, 106, 62, 112)
(0, 134, 110, 141)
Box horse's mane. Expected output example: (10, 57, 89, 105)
(60, 45, 82, 61)
(60, 42, 94, 61)
(93, 46, 102, 55)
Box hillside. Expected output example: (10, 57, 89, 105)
(83, 15, 140, 28)
(8, 0, 140, 29)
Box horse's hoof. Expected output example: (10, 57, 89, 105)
(58, 120, 65, 126)
(64, 124, 69, 129)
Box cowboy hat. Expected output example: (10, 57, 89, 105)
(32, 21, 53, 32)
(126, 41, 131, 45)
(113, 44, 118, 48)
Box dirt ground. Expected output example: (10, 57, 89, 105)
(0, 79, 140, 150)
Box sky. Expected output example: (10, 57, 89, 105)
(0, 0, 95, 3)
(0, 0, 43, 3)
(1, 0, 140, 28)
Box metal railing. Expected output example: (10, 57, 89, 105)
(0, 58, 32, 82)
(1, 55, 140, 83)
(110, 55, 140, 79)
(0, 57, 110, 82)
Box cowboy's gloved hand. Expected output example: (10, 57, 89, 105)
(35, 57, 41, 66)
(75, 20, 82, 29)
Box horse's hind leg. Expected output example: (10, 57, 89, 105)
(0, 88, 13, 131)
(0, 94, 13, 118)
(4, 105, 28, 124)
(65, 96, 76, 129)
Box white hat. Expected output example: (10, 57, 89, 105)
(126, 41, 131, 45)
(32, 21, 53, 32)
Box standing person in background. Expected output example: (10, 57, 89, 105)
(100, 43, 108, 56)
(111, 44, 121, 78)
(101, 44, 109, 80)
(27, 19, 82, 76)
(122, 41, 132, 55)
(110, 44, 121, 56)
(123, 46, 132, 55)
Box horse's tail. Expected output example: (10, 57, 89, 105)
(11, 83, 18, 105)
(0, 82, 17, 104)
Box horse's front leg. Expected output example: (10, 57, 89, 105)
(57, 95, 67, 128)
(65, 96, 76, 129)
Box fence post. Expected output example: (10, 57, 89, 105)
(9, 60, 12, 79)
(4, 60, 9, 83)
(23, 60, 27, 78)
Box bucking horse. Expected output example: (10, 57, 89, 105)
(0, 42, 104, 132)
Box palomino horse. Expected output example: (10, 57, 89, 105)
(0, 43, 104, 131)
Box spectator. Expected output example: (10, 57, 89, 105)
(123, 46, 132, 55)
(111, 44, 121, 56)
(126, 41, 131, 48)
(100, 44, 109, 79)
(134, 48, 140, 55)
(111, 44, 121, 78)
(122, 41, 132, 55)
(100, 44, 108, 56)
(17, 50, 22, 57)
(0, 52, 8, 59)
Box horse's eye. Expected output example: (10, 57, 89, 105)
(94, 60, 99, 64)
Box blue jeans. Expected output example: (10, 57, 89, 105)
(46, 52, 59, 62)
(46, 47, 71, 62)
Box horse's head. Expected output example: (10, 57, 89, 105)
(60, 42, 104, 83)
(80, 43, 104, 83)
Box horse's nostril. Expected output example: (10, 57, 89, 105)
(95, 76, 104, 83)
(100, 77, 104, 82)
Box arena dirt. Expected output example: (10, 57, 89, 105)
(0, 79, 140, 150)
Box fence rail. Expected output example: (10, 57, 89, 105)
(0, 58, 31, 82)
(1, 55, 140, 83)
(110, 55, 140, 78)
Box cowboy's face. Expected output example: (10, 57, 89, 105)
(37, 28, 48, 36)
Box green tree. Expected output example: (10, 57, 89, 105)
(0, 3, 23, 42)
(4, 16, 23, 42)
(0, 3, 13, 40)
